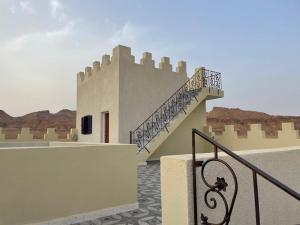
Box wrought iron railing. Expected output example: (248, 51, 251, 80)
(192, 129, 300, 225)
(130, 69, 222, 153)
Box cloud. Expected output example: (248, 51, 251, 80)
(3, 21, 76, 51)
(19, 1, 34, 14)
(9, 5, 16, 14)
(49, 0, 67, 22)
(109, 22, 145, 46)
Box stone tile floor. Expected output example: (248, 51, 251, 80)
(73, 162, 162, 225)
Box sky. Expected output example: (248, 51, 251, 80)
(0, 0, 299, 116)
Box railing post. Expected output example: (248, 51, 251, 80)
(129, 131, 132, 144)
(192, 130, 198, 225)
(160, 107, 162, 130)
(252, 171, 261, 225)
(214, 145, 218, 159)
(200, 67, 206, 88)
(143, 123, 145, 149)
(152, 115, 154, 138)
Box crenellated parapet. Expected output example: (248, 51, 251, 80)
(207, 122, 300, 151)
(77, 45, 188, 84)
(76, 54, 111, 84)
(0, 128, 78, 142)
(210, 123, 300, 138)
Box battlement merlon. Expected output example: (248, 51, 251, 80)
(278, 122, 300, 139)
(101, 54, 111, 66)
(77, 71, 85, 83)
(112, 45, 135, 64)
(17, 128, 33, 141)
(176, 61, 187, 75)
(140, 52, 155, 67)
(77, 45, 191, 83)
(85, 67, 92, 77)
(159, 57, 172, 71)
(93, 61, 100, 72)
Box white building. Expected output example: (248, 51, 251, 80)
(76, 45, 223, 162)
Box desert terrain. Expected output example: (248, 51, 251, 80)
(1, 107, 300, 139)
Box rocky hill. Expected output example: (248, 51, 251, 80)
(207, 107, 300, 137)
(0, 110, 76, 139)
(0, 107, 299, 139)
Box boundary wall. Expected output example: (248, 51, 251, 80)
(208, 122, 300, 150)
(0, 143, 137, 225)
(161, 147, 300, 225)
(0, 128, 78, 142)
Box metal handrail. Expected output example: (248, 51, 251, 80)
(130, 69, 222, 152)
(192, 128, 300, 225)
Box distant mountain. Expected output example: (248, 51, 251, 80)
(0, 107, 299, 139)
(207, 107, 300, 137)
(0, 110, 76, 139)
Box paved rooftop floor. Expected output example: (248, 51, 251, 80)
(73, 162, 162, 225)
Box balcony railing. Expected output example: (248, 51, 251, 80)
(130, 69, 222, 153)
(192, 129, 300, 225)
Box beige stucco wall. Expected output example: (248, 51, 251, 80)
(136, 88, 223, 162)
(0, 128, 76, 142)
(0, 141, 49, 147)
(76, 45, 188, 144)
(76, 49, 120, 143)
(0, 143, 137, 225)
(211, 123, 300, 150)
(118, 46, 188, 143)
(149, 102, 212, 160)
(161, 147, 300, 225)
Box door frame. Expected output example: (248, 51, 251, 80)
(101, 111, 109, 143)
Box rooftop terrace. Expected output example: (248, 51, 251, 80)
(73, 162, 162, 225)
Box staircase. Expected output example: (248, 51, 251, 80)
(130, 68, 223, 162)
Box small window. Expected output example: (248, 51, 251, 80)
(81, 115, 92, 135)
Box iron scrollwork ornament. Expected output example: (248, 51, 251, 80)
(131, 69, 222, 152)
(200, 159, 238, 225)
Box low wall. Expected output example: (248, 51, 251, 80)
(210, 122, 300, 150)
(0, 143, 137, 225)
(161, 147, 300, 225)
(0, 128, 78, 142)
(0, 141, 49, 148)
